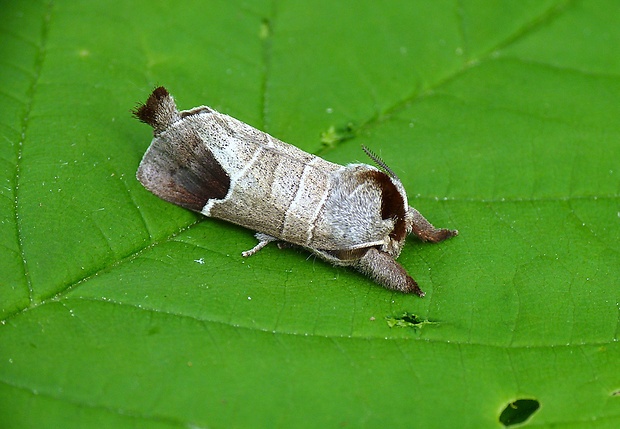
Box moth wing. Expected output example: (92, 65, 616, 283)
(137, 127, 230, 213)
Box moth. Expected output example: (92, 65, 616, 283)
(133, 87, 457, 296)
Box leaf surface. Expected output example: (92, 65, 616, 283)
(1, 1, 619, 428)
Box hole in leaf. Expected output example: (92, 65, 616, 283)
(385, 312, 438, 329)
(499, 399, 540, 426)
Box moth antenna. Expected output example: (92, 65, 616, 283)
(361, 145, 399, 180)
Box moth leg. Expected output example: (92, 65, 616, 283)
(355, 247, 425, 296)
(241, 233, 278, 257)
(408, 207, 458, 243)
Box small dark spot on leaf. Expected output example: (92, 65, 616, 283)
(385, 312, 438, 329)
(499, 398, 540, 426)
(612, 389, 620, 397)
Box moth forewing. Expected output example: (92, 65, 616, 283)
(134, 87, 458, 296)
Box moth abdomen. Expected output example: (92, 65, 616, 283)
(133, 86, 180, 133)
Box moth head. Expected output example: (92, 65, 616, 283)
(361, 147, 412, 257)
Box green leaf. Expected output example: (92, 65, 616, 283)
(1, 0, 619, 428)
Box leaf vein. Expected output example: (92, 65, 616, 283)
(45, 297, 620, 349)
(13, 0, 54, 307)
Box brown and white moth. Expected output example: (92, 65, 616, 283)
(133, 87, 457, 296)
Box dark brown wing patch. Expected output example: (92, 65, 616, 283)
(364, 170, 407, 242)
(137, 131, 230, 212)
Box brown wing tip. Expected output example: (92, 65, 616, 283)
(132, 86, 179, 133)
(406, 276, 425, 297)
